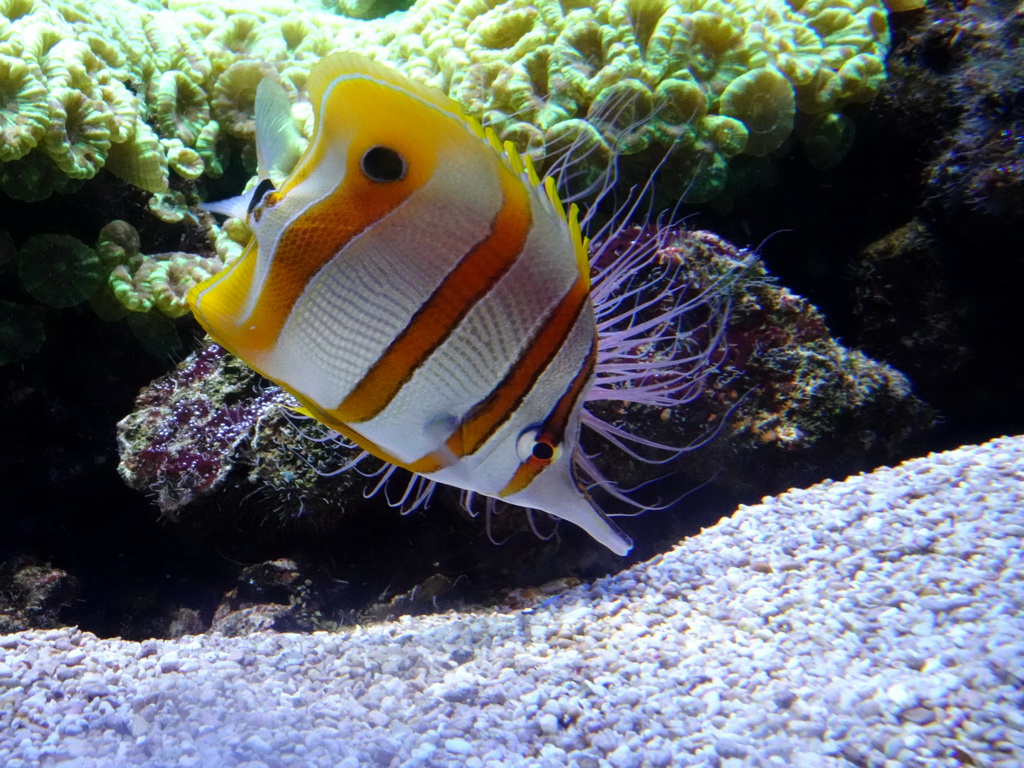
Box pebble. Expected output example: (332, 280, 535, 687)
(885, 683, 918, 709)
(241, 735, 272, 756)
(0, 437, 1021, 767)
(537, 714, 559, 735)
(444, 738, 472, 755)
(902, 707, 936, 725)
(714, 735, 748, 758)
(883, 735, 906, 759)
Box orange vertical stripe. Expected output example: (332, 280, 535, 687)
(335, 164, 533, 424)
(237, 154, 432, 355)
(444, 279, 592, 460)
(196, 75, 455, 360)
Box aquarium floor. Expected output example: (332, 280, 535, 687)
(1, 436, 1022, 767)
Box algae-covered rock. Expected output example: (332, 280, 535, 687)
(0, 557, 79, 634)
(116, 342, 366, 520)
(583, 228, 936, 513)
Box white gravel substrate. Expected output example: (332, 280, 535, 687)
(2, 436, 1023, 768)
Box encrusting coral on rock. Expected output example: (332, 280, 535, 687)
(0, 557, 79, 634)
(116, 341, 364, 519)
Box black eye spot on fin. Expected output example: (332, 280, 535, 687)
(531, 442, 554, 462)
(515, 427, 561, 467)
(248, 178, 277, 215)
(361, 146, 406, 183)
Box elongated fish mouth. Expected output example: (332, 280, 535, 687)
(557, 502, 632, 556)
(506, 462, 633, 555)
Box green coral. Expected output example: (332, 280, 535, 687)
(0, 54, 49, 162)
(94, 219, 225, 320)
(0, 0, 341, 202)
(334, 0, 416, 20)
(0, 0, 890, 207)
(0, 151, 86, 202)
(162, 138, 206, 180)
(210, 60, 289, 139)
(719, 67, 794, 157)
(368, 0, 890, 200)
(154, 68, 210, 146)
(17, 234, 104, 308)
(109, 248, 224, 318)
(42, 86, 113, 179)
(104, 119, 170, 193)
(147, 189, 192, 223)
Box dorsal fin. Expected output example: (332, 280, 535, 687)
(254, 79, 304, 185)
(494, 133, 590, 287)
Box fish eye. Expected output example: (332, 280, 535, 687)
(361, 146, 406, 183)
(516, 428, 562, 466)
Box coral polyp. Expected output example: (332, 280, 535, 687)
(17, 234, 103, 309)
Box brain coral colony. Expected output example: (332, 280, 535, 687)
(0, 0, 890, 204)
(374, 0, 892, 200)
